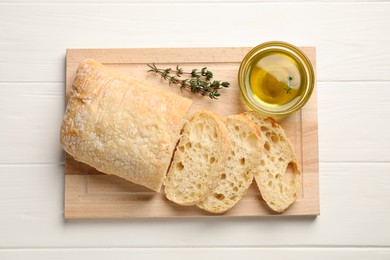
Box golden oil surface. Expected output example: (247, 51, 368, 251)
(247, 51, 306, 110)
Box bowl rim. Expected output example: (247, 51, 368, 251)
(238, 41, 315, 117)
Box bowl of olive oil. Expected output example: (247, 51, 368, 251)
(238, 41, 315, 118)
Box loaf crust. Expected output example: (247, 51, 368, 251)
(60, 59, 192, 192)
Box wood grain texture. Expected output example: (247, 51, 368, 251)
(63, 47, 319, 218)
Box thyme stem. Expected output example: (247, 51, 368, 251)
(147, 63, 230, 99)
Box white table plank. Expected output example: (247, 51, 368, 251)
(0, 3, 390, 82)
(2, 0, 387, 3)
(1, 82, 389, 164)
(1, 0, 389, 256)
(0, 83, 65, 164)
(1, 163, 389, 247)
(1, 248, 390, 260)
(317, 81, 390, 162)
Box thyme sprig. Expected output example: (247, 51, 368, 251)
(147, 63, 230, 99)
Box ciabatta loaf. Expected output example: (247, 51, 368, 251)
(60, 59, 192, 192)
(242, 112, 301, 213)
(197, 115, 262, 213)
(164, 110, 230, 206)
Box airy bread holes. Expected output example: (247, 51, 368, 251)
(210, 156, 216, 164)
(176, 162, 184, 170)
(271, 134, 279, 144)
(264, 142, 270, 151)
(221, 173, 226, 179)
(279, 183, 283, 194)
(240, 158, 245, 165)
(247, 133, 259, 145)
(234, 125, 240, 131)
(261, 126, 269, 132)
(185, 142, 192, 149)
(260, 160, 265, 166)
(215, 193, 225, 200)
(285, 162, 298, 183)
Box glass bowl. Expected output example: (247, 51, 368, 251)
(238, 41, 315, 118)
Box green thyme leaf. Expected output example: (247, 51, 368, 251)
(147, 64, 230, 100)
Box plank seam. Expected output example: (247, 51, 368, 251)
(1, 246, 390, 250)
(1, 1, 390, 3)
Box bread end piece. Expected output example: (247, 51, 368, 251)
(242, 111, 301, 213)
(60, 59, 192, 192)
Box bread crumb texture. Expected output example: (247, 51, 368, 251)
(164, 110, 230, 206)
(60, 59, 192, 192)
(197, 115, 263, 213)
(242, 112, 301, 213)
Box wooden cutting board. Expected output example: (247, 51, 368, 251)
(64, 47, 319, 218)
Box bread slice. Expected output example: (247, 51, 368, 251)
(164, 110, 230, 206)
(60, 59, 192, 192)
(242, 111, 301, 213)
(197, 115, 263, 213)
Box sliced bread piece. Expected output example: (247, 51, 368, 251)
(164, 110, 230, 206)
(197, 115, 263, 213)
(242, 111, 301, 213)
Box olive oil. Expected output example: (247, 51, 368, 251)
(247, 51, 306, 111)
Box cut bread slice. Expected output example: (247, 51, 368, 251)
(242, 111, 301, 213)
(164, 110, 230, 206)
(197, 115, 263, 213)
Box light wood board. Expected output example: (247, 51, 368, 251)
(64, 47, 319, 218)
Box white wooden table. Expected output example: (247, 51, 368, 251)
(1, 1, 389, 259)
